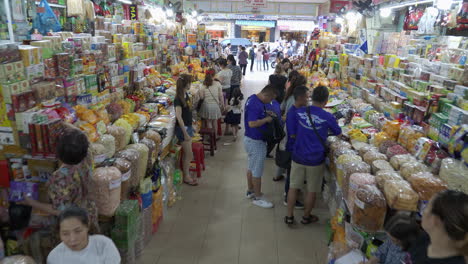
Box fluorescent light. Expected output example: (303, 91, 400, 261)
(118, 0, 132, 4)
(166, 8, 174, 17)
(191, 10, 197, 17)
(388, 0, 433, 10)
(436, 0, 453, 10)
(380, 8, 392, 17)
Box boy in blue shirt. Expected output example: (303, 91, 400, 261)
(285, 86, 342, 225)
(244, 85, 277, 209)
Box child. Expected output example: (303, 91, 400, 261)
(225, 88, 243, 141)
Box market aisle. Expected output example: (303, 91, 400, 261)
(140, 69, 330, 264)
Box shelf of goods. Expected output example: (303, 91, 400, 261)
(302, 30, 468, 264)
(0, 12, 210, 262)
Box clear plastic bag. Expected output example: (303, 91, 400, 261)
(114, 158, 132, 200)
(372, 160, 394, 174)
(375, 170, 403, 189)
(107, 125, 127, 151)
(140, 138, 156, 169)
(400, 162, 428, 180)
(342, 161, 371, 197)
(336, 154, 362, 188)
(358, 145, 379, 157)
(90, 166, 122, 217)
(363, 150, 387, 164)
(390, 154, 417, 170)
(407, 172, 448, 201)
(98, 134, 116, 158)
(126, 144, 149, 184)
(114, 118, 133, 145)
(351, 185, 387, 232)
(143, 130, 161, 146)
(379, 140, 398, 154)
(383, 180, 419, 211)
(439, 158, 468, 194)
(347, 173, 375, 211)
(373, 132, 391, 147)
(90, 143, 106, 164)
(1, 255, 37, 264)
(115, 149, 140, 188)
(386, 145, 409, 159)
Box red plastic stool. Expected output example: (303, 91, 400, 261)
(199, 128, 217, 156)
(179, 142, 205, 178)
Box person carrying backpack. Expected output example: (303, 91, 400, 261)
(249, 46, 256, 72)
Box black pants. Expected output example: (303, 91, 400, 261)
(263, 60, 269, 71)
(250, 59, 254, 71)
(240, 64, 247, 75)
(229, 84, 240, 101)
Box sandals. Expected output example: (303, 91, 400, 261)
(284, 216, 295, 226)
(301, 215, 319, 225)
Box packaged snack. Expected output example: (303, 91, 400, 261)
(113, 158, 132, 200)
(79, 123, 99, 142)
(372, 160, 394, 174)
(358, 145, 379, 157)
(75, 105, 99, 124)
(390, 154, 417, 170)
(336, 154, 362, 186)
(351, 185, 387, 232)
(373, 132, 391, 147)
(407, 172, 448, 201)
(375, 170, 403, 190)
(382, 120, 401, 141)
(90, 143, 107, 164)
(400, 162, 428, 179)
(140, 138, 156, 169)
(363, 150, 387, 165)
(114, 118, 133, 145)
(98, 134, 116, 158)
(383, 180, 419, 211)
(439, 158, 468, 194)
(143, 129, 161, 146)
(90, 166, 121, 217)
(342, 161, 371, 196)
(347, 173, 375, 211)
(378, 140, 398, 154)
(386, 145, 409, 159)
(125, 144, 149, 183)
(115, 149, 140, 188)
(107, 125, 127, 151)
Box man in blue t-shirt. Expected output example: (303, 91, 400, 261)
(244, 85, 277, 209)
(284, 86, 342, 225)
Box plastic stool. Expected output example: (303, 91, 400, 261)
(179, 142, 205, 178)
(199, 128, 216, 156)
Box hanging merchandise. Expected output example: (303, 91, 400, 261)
(404, 6, 426, 30)
(417, 7, 439, 34)
(32, 0, 61, 34)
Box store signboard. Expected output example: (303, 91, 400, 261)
(277, 20, 316, 31)
(129, 5, 138, 20)
(244, 0, 267, 9)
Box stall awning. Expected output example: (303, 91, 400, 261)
(235, 20, 276, 28)
(277, 20, 316, 31)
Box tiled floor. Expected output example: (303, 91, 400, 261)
(140, 69, 330, 264)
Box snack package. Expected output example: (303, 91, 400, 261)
(351, 185, 387, 232)
(90, 166, 122, 217)
(336, 154, 363, 187)
(358, 145, 379, 157)
(114, 158, 132, 200)
(75, 105, 99, 124)
(386, 145, 409, 159)
(383, 180, 419, 211)
(439, 158, 468, 194)
(363, 150, 387, 165)
(79, 122, 99, 142)
(142, 129, 161, 146)
(372, 160, 394, 174)
(125, 144, 149, 184)
(347, 173, 375, 211)
(400, 162, 428, 180)
(98, 134, 116, 159)
(373, 132, 391, 147)
(115, 149, 140, 188)
(140, 138, 156, 169)
(90, 143, 107, 164)
(382, 120, 401, 141)
(378, 140, 398, 154)
(408, 172, 448, 201)
(107, 125, 127, 151)
(342, 161, 372, 196)
(375, 170, 403, 190)
(106, 102, 124, 122)
(390, 154, 417, 170)
(114, 118, 133, 145)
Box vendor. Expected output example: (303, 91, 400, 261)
(21, 125, 99, 232)
(47, 206, 120, 263)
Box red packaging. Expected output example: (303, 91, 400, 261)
(35, 123, 44, 154)
(41, 123, 50, 154)
(29, 123, 38, 154)
(0, 160, 10, 187)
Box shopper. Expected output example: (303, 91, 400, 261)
(225, 87, 243, 142)
(281, 71, 306, 115)
(268, 64, 287, 103)
(20, 125, 99, 233)
(238, 46, 248, 76)
(215, 58, 232, 96)
(361, 213, 422, 264)
(174, 74, 198, 186)
(249, 46, 256, 72)
(262, 49, 270, 71)
(199, 68, 224, 139)
(282, 85, 309, 208)
(224, 43, 232, 58)
(410, 190, 468, 264)
(47, 206, 120, 264)
(256, 47, 263, 71)
(244, 84, 277, 208)
(285, 86, 342, 225)
(265, 99, 282, 159)
(227, 55, 241, 101)
(281, 58, 293, 76)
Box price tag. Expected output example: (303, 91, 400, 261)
(122, 170, 131, 182)
(109, 178, 122, 190)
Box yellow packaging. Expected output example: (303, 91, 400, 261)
(18, 46, 42, 66)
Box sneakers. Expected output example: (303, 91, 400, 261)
(252, 197, 274, 208)
(246, 190, 255, 199)
(283, 199, 305, 210)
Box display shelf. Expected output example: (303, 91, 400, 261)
(35, 1, 66, 8)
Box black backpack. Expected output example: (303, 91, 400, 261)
(261, 106, 285, 144)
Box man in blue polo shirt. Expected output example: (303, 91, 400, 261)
(244, 85, 277, 208)
(284, 86, 342, 225)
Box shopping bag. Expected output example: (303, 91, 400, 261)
(33, 0, 61, 34)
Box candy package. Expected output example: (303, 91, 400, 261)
(351, 185, 387, 232)
(383, 180, 419, 211)
(407, 172, 448, 201)
(375, 170, 403, 190)
(390, 154, 417, 170)
(439, 158, 468, 194)
(90, 166, 122, 217)
(400, 162, 428, 180)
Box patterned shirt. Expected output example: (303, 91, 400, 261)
(374, 238, 408, 264)
(228, 64, 242, 85)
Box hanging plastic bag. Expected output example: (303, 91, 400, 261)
(33, 0, 61, 34)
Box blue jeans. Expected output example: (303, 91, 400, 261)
(175, 126, 194, 142)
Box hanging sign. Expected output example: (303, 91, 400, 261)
(129, 5, 138, 20)
(187, 34, 197, 46)
(244, 0, 267, 8)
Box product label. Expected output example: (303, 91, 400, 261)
(122, 170, 131, 182)
(94, 154, 107, 164)
(109, 178, 122, 190)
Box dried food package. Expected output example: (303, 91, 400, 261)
(375, 170, 403, 190)
(342, 161, 371, 196)
(386, 145, 409, 159)
(79, 122, 99, 142)
(90, 166, 122, 217)
(372, 160, 394, 174)
(363, 150, 387, 165)
(382, 120, 401, 141)
(373, 132, 391, 147)
(351, 185, 387, 232)
(143, 129, 161, 145)
(400, 162, 428, 180)
(351, 141, 371, 152)
(390, 154, 417, 170)
(75, 105, 99, 124)
(115, 149, 140, 188)
(383, 180, 419, 211)
(347, 173, 375, 211)
(407, 172, 448, 201)
(378, 140, 398, 154)
(140, 138, 156, 169)
(336, 154, 362, 187)
(107, 125, 127, 151)
(439, 158, 468, 194)
(98, 134, 116, 159)
(90, 143, 106, 164)
(358, 145, 379, 157)
(126, 144, 149, 183)
(106, 102, 123, 122)
(94, 107, 110, 125)
(114, 158, 132, 200)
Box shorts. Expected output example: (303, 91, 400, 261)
(175, 126, 194, 142)
(290, 161, 324, 193)
(244, 136, 267, 178)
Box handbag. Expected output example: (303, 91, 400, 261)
(275, 145, 291, 169)
(306, 106, 329, 154)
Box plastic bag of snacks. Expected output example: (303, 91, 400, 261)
(390, 154, 417, 170)
(407, 172, 448, 201)
(79, 122, 99, 142)
(347, 173, 375, 210)
(142, 130, 161, 146)
(90, 166, 122, 217)
(383, 180, 419, 211)
(342, 161, 371, 196)
(98, 134, 116, 159)
(386, 145, 409, 159)
(382, 120, 401, 141)
(336, 154, 362, 184)
(398, 125, 424, 152)
(94, 107, 110, 125)
(375, 170, 403, 189)
(106, 103, 123, 122)
(439, 158, 468, 194)
(90, 143, 106, 164)
(400, 162, 428, 180)
(114, 158, 132, 200)
(75, 105, 99, 125)
(351, 185, 387, 232)
(378, 140, 398, 154)
(351, 141, 370, 152)
(363, 150, 387, 164)
(115, 149, 140, 188)
(126, 144, 149, 183)
(114, 118, 133, 145)
(358, 145, 379, 157)
(140, 138, 156, 169)
(371, 160, 394, 174)
(107, 125, 127, 151)
(373, 132, 391, 147)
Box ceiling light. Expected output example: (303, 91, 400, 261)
(191, 10, 197, 17)
(380, 8, 391, 17)
(437, 0, 453, 10)
(166, 8, 174, 17)
(118, 0, 132, 4)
